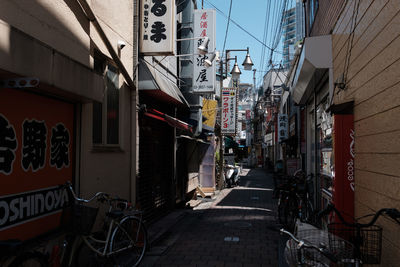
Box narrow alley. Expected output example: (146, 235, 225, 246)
(142, 168, 280, 267)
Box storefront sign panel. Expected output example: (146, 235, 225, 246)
(221, 88, 237, 135)
(278, 114, 288, 142)
(193, 9, 216, 93)
(140, 0, 175, 55)
(0, 88, 74, 240)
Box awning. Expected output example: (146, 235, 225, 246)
(144, 108, 193, 133)
(139, 58, 189, 107)
(291, 35, 332, 105)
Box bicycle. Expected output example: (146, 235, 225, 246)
(276, 171, 315, 231)
(53, 182, 147, 267)
(318, 203, 400, 266)
(0, 239, 48, 267)
(279, 228, 354, 267)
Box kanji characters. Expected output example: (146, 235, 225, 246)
(196, 69, 208, 83)
(22, 119, 47, 171)
(0, 114, 17, 174)
(151, 0, 166, 17)
(50, 123, 70, 169)
(150, 21, 167, 43)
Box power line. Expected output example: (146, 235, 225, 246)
(203, 0, 284, 54)
(222, 0, 233, 54)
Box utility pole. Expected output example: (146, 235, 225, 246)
(218, 59, 224, 190)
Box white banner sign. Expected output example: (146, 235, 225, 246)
(192, 9, 216, 93)
(221, 88, 237, 135)
(140, 0, 175, 55)
(278, 114, 288, 142)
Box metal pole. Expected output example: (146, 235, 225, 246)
(218, 59, 224, 190)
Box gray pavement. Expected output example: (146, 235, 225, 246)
(141, 168, 281, 267)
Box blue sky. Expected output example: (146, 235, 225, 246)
(197, 0, 295, 88)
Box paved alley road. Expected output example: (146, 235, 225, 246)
(141, 168, 280, 267)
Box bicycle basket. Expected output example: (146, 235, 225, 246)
(328, 223, 382, 264)
(285, 229, 354, 267)
(72, 204, 99, 235)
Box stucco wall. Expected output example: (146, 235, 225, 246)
(332, 1, 400, 265)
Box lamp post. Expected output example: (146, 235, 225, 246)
(217, 47, 253, 190)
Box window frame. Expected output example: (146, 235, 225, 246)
(92, 51, 121, 148)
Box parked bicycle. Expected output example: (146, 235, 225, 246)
(51, 182, 147, 267)
(280, 227, 354, 267)
(275, 170, 315, 231)
(318, 203, 400, 266)
(0, 239, 48, 267)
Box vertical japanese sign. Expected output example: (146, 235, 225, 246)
(193, 9, 216, 93)
(278, 114, 288, 142)
(140, 0, 175, 55)
(0, 88, 74, 240)
(221, 88, 237, 135)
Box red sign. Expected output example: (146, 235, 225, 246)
(0, 88, 74, 240)
(332, 114, 354, 223)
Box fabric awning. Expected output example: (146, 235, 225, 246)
(144, 108, 193, 133)
(291, 35, 333, 105)
(139, 58, 189, 107)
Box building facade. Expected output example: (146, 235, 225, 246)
(0, 0, 137, 240)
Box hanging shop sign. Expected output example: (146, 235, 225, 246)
(192, 9, 216, 93)
(140, 0, 175, 55)
(278, 114, 288, 142)
(221, 88, 237, 135)
(0, 88, 74, 240)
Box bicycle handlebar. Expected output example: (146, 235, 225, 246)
(64, 182, 109, 203)
(318, 203, 400, 228)
(280, 228, 338, 263)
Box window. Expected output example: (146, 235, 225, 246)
(92, 52, 120, 145)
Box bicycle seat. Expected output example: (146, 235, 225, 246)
(0, 239, 21, 256)
(106, 210, 124, 219)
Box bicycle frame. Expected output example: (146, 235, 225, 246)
(60, 182, 145, 266)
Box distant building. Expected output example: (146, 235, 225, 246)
(282, 0, 304, 70)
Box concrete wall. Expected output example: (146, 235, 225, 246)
(332, 1, 400, 265)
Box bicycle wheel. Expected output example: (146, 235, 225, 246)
(9, 251, 48, 267)
(110, 215, 147, 267)
(278, 193, 287, 225)
(285, 196, 298, 232)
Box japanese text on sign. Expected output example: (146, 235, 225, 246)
(221, 88, 237, 135)
(193, 9, 216, 93)
(140, 0, 175, 55)
(0, 114, 70, 175)
(278, 114, 288, 142)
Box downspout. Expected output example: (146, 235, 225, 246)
(313, 77, 319, 211)
(132, 0, 139, 204)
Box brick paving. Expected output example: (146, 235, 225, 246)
(141, 168, 280, 267)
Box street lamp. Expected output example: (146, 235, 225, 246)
(217, 47, 253, 190)
(230, 56, 242, 81)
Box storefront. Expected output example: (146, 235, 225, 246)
(0, 87, 74, 240)
(290, 35, 354, 218)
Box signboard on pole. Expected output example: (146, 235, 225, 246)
(140, 0, 175, 55)
(221, 88, 237, 135)
(192, 9, 216, 93)
(278, 114, 288, 142)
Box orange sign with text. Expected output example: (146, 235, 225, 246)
(0, 88, 74, 240)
